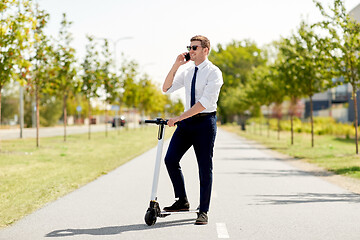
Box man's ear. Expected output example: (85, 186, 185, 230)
(204, 47, 209, 55)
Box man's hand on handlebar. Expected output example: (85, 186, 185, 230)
(167, 116, 181, 127)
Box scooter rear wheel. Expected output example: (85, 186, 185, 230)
(145, 209, 157, 226)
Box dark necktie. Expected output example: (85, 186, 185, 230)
(191, 67, 198, 107)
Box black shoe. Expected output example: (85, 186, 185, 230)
(195, 212, 208, 225)
(163, 198, 190, 212)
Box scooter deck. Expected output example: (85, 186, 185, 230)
(159, 209, 199, 218)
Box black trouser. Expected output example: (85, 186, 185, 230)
(164, 112, 217, 212)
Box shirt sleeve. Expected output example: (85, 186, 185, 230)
(198, 68, 223, 109)
(164, 70, 185, 94)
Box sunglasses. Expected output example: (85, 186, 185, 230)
(187, 45, 201, 51)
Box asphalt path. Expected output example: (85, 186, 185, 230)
(1, 128, 360, 239)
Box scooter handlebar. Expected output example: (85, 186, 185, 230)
(145, 118, 169, 125)
(145, 118, 178, 126)
(144, 120, 159, 124)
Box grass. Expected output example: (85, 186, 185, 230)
(0, 126, 174, 228)
(221, 124, 360, 179)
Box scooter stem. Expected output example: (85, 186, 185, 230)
(148, 119, 167, 201)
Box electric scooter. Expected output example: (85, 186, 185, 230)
(144, 118, 198, 226)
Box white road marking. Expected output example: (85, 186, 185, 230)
(216, 222, 229, 238)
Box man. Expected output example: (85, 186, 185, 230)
(162, 35, 223, 225)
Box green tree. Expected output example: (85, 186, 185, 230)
(28, 6, 52, 147)
(81, 35, 101, 139)
(220, 85, 250, 123)
(120, 59, 140, 109)
(209, 40, 267, 122)
(314, 0, 360, 153)
(276, 38, 306, 144)
(166, 98, 184, 117)
(246, 65, 281, 136)
(99, 39, 116, 136)
(137, 75, 170, 116)
(0, 0, 34, 126)
(147, 83, 169, 117)
(51, 13, 77, 141)
(264, 66, 287, 140)
(286, 21, 332, 147)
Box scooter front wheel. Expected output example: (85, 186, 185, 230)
(145, 209, 157, 226)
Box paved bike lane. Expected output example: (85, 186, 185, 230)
(1, 128, 360, 239)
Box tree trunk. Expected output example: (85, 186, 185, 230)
(291, 113, 294, 145)
(328, 89, 332, 117)
(105, 102, 108, 138)
(310, 96, 314, 148)
(0, 85, 2, 151)
(290, 97, 296, 145)
(0, 85, 2, 126)
(88, 99, 91, 140)
(63, 94, 68, 142)
(353, 89, 358, 154)
(36, 85, 40, 148)
(267, 105, 270, 138)
(277, 117, 280, 140)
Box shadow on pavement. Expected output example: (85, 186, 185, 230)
(252, 193, 360, 205)
(219, 157, 298, 161)
(217, 169, 334, 178)
(45, 218, 195, 237)
(216, 146, 289, 151)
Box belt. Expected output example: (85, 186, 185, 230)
(192, 111, 216, 118)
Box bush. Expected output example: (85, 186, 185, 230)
(313, 116, 336, 125)
(249, 116, 355, 138)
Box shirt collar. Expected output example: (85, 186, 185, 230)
(195, 58, 209, 70)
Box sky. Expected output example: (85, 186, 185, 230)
(38, 0, 360, 101)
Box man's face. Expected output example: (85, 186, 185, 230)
(189, 40, 208, 62)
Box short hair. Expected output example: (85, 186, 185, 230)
(191, 35, 210, 50)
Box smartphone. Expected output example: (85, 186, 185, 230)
(184, 52, 190, 61)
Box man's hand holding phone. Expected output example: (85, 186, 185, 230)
(175, 52, 191, 66)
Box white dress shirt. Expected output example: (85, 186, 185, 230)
(166, 59, 223, 113)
